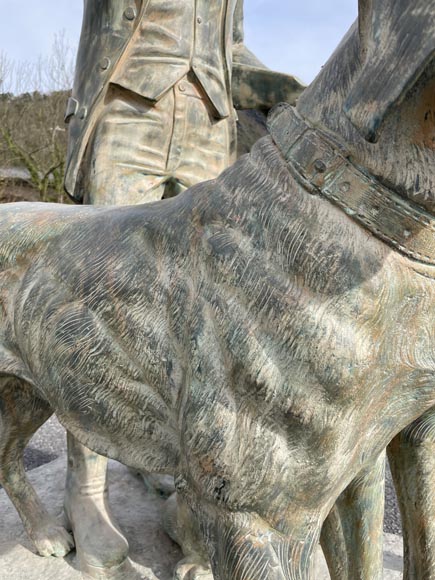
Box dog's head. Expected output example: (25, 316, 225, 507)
(344, 0, 435, 143)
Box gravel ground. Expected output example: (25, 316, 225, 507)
(24, 415, 67, 470)
(23, 416, 403, 536)
(385, 462, 402, 535)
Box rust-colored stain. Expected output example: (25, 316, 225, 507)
(413, 80, 435, 150)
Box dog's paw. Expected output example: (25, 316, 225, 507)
(32, 520, 75, 557)
(174, 557, 214, 580)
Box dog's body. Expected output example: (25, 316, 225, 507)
(1, 135, 435, 576)
(1, 2, 435, 577)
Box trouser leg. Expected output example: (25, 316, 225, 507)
(82, 85, 175, 205)
(82, 80, 236, 205)
(170, 76, 236, 189)
(64, 433, 133, 578)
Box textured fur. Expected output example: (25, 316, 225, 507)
(1, 129, 435, 577)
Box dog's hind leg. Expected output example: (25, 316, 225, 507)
(0, 375, 74, 557)
(388, 409, 435, 580)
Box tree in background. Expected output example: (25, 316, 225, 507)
(0, 34, 75, 203)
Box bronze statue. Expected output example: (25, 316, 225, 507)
(64, 0, 302, 204)
(0, 0, 434, 578)
(62, 1, 304, 577)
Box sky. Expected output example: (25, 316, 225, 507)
(0, 0, 357, 87)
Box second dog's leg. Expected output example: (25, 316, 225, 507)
(388, 409, 435, 580)
(0, 376, 74, 557)
(320, 504, 348, 579)
(64, 434, 133, 579)
(338, 451, 385, 580)
(321, 451, 385, 580)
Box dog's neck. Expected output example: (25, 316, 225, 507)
(297, 24, 435, 215)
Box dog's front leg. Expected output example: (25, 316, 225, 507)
(180, 493, 321, 580)
(64, 433, 133, 579)
(162, 493, 213, 580)
(208, 512, 320, 580)
(329, 451, 385, 580)
(388, 409, 435, 580)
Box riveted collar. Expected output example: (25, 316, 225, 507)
(268, 103, 435, 265)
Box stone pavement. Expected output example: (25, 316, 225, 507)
(0, 457, 403, 579)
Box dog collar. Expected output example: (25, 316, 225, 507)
(268, 103, 435, 266)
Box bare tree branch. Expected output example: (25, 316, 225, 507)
(0, 34, 76, 203)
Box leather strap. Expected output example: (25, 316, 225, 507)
(268, 103, 435, 265)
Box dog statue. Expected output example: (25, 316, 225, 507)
(0, 1, 434, 578)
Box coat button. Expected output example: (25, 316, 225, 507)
(99, 57, 111, 70)
(178, 82, 186, 92)
(197, 16, 202, 24)
(124, 6, 137, 20)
